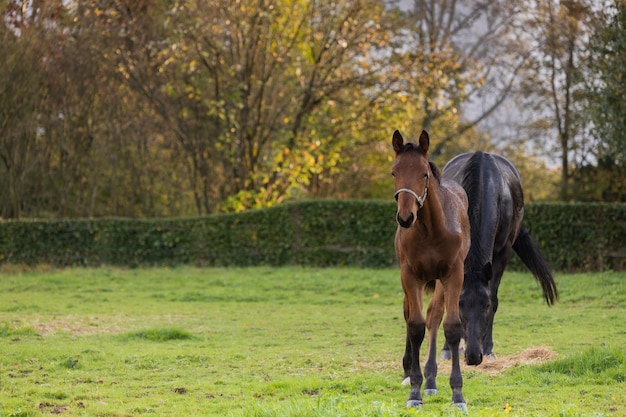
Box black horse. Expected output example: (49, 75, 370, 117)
(440, 151, 558, 365)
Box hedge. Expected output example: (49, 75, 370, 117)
(516, 203, 626, 272)
(0, 200, 624, 271)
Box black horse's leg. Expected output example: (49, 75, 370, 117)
(440, 341, 451, 360)
(484, 248, 509, 358)
(424, 282, 445, 394)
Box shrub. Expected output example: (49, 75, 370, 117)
(0, 200, 624, 271)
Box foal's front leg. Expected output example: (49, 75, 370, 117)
(402, 278, 426, 408)
(424, 281, 445, 395)
(406, 312, 426, 408)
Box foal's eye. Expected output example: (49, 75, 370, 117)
(391, 172, 395, 177)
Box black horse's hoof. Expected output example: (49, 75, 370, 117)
(424, 389, 438, 396)
(407, 400, 423, 408)
(440, 349, 452, 360)
(401, 376, 410, 385)
(453, 402, 468, 414)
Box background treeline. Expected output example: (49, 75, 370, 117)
(1, 201, 624, 271)
(1, 0, 625, 220)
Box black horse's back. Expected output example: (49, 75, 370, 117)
(442, 150, 558, 365)
(513, 226, 559, 305)
(446, 151, 518, 271)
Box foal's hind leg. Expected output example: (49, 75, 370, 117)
(424, 281, 445, 395)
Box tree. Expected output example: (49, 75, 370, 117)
(513, 0, 599, 200)
(3, 0, 609, 218)
(581, 0, 626, 201)
(0, 1, 55, 218)
(115, 0, 394, 213)
(590, 1, 626, 163)
(0, 0, 196, 219)
(387, 0, 524, 158)
(55, 0, 191, 217)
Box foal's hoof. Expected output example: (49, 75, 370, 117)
(440, 350, 452, 360)
(401, 376, 410, 386)
(485, 352, 497, 361)
(453, 402, 468, 414)
(406, 400, 423, 408)
(424, 389, 438, 396)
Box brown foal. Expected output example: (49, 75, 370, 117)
(391, 130, 470, 410)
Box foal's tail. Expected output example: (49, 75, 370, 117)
(512, 226, 559, 305)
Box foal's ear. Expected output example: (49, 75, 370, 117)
(419, 130, 430, 154)
(392, 130, 404, 153)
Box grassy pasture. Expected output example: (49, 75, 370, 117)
(0, 266, 624, 416)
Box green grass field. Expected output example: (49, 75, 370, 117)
(0, 266, 624, 416)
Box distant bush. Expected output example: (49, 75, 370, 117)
(0, 200, 624, 271)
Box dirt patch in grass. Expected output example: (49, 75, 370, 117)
(31, 316, 129, 336)
(474, 346, 558, 374)
(352, 346, 558, 378)
(416, 346, 559, 376)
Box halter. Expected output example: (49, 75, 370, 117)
(394, 174, 429, 209)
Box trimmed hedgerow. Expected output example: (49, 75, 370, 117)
(510, 202, 626, 272)
(0, 200, 624, 271)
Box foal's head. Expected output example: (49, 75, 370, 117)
(391, 130, 431, 228)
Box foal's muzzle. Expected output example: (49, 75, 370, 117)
(394, 186, 427, 228)
(396, 212, 414, 228)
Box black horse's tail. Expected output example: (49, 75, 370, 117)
(512, 226, 558, 305)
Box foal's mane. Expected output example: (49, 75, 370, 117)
(429, 161, 441, 182)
